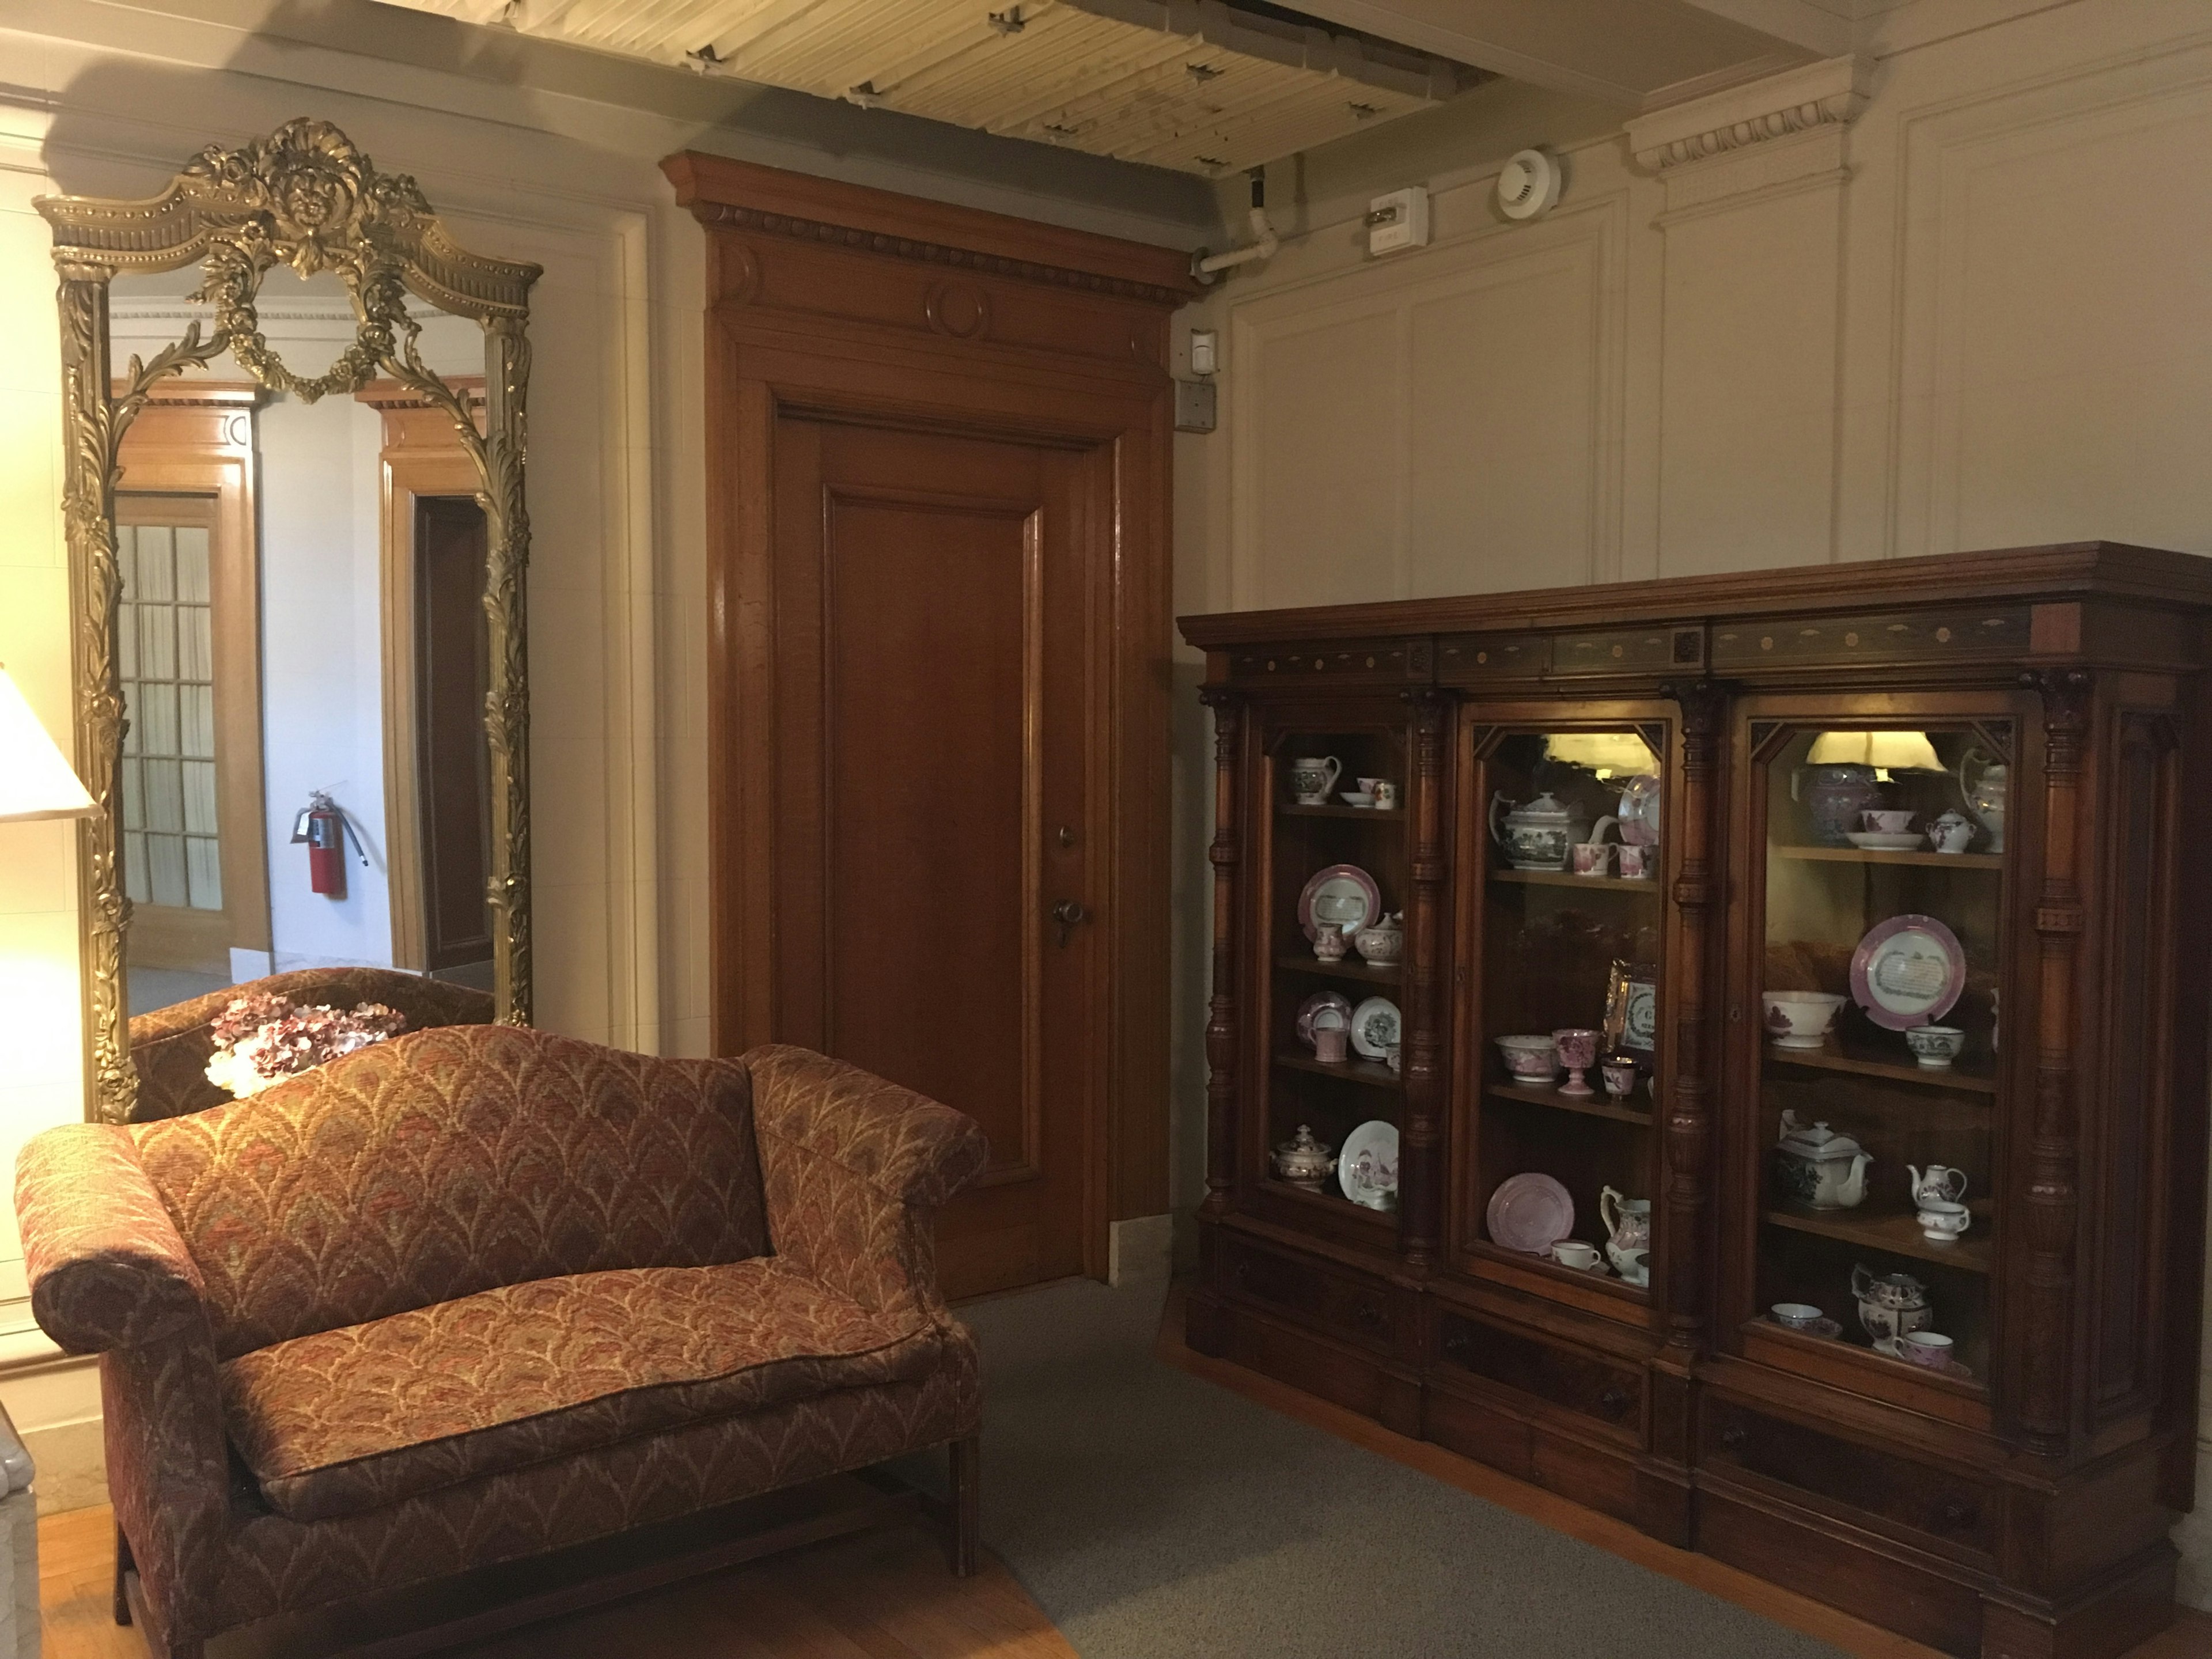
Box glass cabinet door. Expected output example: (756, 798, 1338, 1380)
(1459, 721, 1670, 1301)
(1254, 714, 1411, 1236)
(1744, 718, 2012, 1398)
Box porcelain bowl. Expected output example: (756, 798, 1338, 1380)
(1904, 1024, 1965, 1068)
(1495, 1034, 1559, 1086)
(1762, 991, 1847, 1049)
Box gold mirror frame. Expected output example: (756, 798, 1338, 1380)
(39, 118, 541, 1123)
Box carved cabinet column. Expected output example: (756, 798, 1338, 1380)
(1199, 686, 1243, 1226)
(1398, 688, 1450, 1273)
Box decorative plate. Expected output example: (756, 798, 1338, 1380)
(1298, 863, 1382, 943)
(1873, 1337, 1974, 1379)
(1338, 1119, 1400, 1209)
(1844, 831, 1923, 851)
(1849, 913, 1966, 1030)
(1295, 990, 1354, 1051)
(1486, 1172, 1574, 1255)
(1349, 996, 1402, 1060)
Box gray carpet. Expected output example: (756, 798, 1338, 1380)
(926, 1278, 1846, 1658)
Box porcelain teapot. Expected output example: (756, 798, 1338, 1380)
(1599, 1186, 1650, 1253)
(1352, 911, 1404, 965)
(1774, 1111, 1871, 1209)
(1959, 749, 2008, 853)
(1908, 1164, 1968, 1206)
(1852, 1264, 1933, 1344)
(1488, 790, 1589, 871)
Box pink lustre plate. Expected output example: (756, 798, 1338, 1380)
(1487, 1172, 1575, 1256)
(1298, 863, 1382, 942)
(1849, 912, 1965, 1031)
(1295, 990, 1353, 1050)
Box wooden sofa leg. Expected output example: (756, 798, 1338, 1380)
(948, 1434, 980, 1577)
(113, 1522, 132, 1626)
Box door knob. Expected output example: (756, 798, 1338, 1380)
(1051, 899, 1089, 946)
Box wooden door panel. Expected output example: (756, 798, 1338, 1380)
(775, 419, 1090, 1296)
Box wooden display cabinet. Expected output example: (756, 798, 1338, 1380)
(1181, 544, 2212, 1658)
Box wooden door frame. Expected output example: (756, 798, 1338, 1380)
(357, 378, 486, 974)
(666, 152, 1196, 1280)
(113, 381, 271, 964)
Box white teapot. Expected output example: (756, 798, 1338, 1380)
(1488, 790, 1589, 871)
(1774, 1112, 1871, 1210)
(1959, 750, 2007, 853)
(1908, 1164, 1967, 1206)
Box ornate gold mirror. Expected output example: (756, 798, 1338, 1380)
(40, 119, 539, 1122)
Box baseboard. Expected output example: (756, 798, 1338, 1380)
(2175, 1441, 2212, 1611)
(21, 1419, 101, 1516)
(0, 1354, 105, 1515)
(1108, 1214, 1173, 1289)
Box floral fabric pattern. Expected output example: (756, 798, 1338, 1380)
(13, 1026, 987, 1653)
(134, 1025, 770, 1359)
(222, 1256, 942, 1522)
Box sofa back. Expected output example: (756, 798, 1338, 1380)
(129, 1025, 768, 1359)
(127, 967, 496, 1123)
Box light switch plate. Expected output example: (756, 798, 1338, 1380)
(1368, 186, 1430, 255)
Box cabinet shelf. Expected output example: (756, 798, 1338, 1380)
(1762, 1206, 1994, 1274)
(1484, 1081, 1653, 1127)
(1488, 868, 1658, 894)
(1272, 1049, 1403, 1091)
(1764, 1042, 1998, 1095)
(1771, 845, 2002, 870)
(1278, 802, 1403, 820)
(1274, 953, 1402, 985)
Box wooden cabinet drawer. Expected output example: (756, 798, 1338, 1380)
(1700, 1400, 1997, 1563)
(1219, 1236, 1400, 1355)
(1432, 1310, 1642, 1441)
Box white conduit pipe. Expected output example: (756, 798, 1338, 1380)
(1192, 171, 1277, 283)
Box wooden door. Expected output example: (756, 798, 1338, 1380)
(771, 418, 1099, 1297)
(412, 495, 493, 977)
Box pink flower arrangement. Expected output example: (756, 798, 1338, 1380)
(204, 992, 407, 1098)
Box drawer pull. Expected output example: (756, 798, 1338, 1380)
(1719, 1423, 1748, 1451)
(1354, 1299, 1387, 1330)
(1228, 1260, 1250, 1287)
(1938, 1498, 1979, 1531)
(1441, 1330, 1471, 1359)
(1598, 1386, 1631, 1419)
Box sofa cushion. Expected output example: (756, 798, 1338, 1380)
(218, 1257, 941, 1523)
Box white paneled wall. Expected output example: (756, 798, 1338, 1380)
(1171, 0, 2212, 1604)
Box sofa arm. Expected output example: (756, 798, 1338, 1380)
(16, 1122, 207, 1354)
(744, 1045, 988, 1316)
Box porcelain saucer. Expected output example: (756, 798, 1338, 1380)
(1770, 1315, 1843, 1340)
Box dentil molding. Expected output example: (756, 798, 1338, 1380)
(1627, 56, 1871, 173)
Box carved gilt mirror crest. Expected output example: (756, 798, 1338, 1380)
(40, 118, 540, 1122)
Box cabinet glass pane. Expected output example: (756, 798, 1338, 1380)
(1262, 722, 1408, 1229)
(1473, 728, 1664, 1292)
(1755, 722, 2008, 1389)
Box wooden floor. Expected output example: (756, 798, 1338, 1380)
(32, 1285, 2212, 1659)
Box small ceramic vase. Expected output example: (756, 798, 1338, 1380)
(1552, 1027, 1600, 1097)
(1313, 921, 1347, 962)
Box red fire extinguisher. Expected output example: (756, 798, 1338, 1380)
(291, 792, 350, 899)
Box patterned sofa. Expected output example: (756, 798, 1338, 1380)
(15, 1024, 988, 1659)
(127, 965, 494, 1122)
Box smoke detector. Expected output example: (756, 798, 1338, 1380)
(1497, 149, 1561, 221)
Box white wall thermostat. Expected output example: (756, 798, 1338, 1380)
(1366, 186, 1430, 256)
(1497, 149, 1561, 221)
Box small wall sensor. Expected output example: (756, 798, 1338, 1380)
(1366, 187, 1430, 256)
(1497, 149, 1561, 221)
(1189, 328, 1219, 376)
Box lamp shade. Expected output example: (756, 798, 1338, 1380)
(1805, 729, 1944, 773)
(1544, 731, 1660, 779)
(0, 665, 96, 823)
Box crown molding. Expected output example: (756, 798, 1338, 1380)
(1626, 54, 1869, 172)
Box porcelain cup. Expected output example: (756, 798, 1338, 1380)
(1551, 1240, 1600, 1271)
(1861, 808, 1916, 834)
(1289, 755, 1340, 805)
(1901, 1331, 1955, 1370)
(1372, 782, 1399, 810)
(1600, 1059, 1638, 1099)
(1570, 842, 1614, 877)
(1905, 1025, 1965, 1069)
(1616, 844, 1653, 880)
(1495, 1034, 1559, 1086)
(1917, 1199, 1971, 1243)
(1314, 1025, 1349, 1065)
(1772, 1302, 1825, 1332)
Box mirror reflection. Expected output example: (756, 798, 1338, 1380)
(110, 265, 494, 1020)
